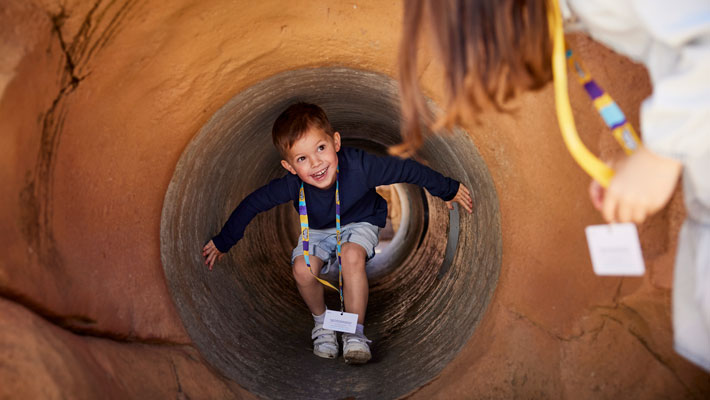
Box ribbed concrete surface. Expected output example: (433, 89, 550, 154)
(160, 67, 502, 399)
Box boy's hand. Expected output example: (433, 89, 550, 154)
(202, 240, 225, 270)
(588, 146, 682, 224)
(446, 184, 473, 214)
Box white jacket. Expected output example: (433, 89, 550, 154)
(562, 0, 710, 372)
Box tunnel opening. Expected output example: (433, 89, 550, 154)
(160, 68, 502, 399)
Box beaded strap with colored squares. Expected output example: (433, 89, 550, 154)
(299, 166, 344, 312)
(566, 49, 641, 154)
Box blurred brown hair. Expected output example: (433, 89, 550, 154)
(396, 0, 552, 155)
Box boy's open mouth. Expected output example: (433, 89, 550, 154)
(312, 166, 328, 180)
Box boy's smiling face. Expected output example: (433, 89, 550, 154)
(281, 127, 341, 189)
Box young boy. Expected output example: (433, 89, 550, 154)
(202, 102, 472, 364)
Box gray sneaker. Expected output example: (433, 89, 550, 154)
(311, 323, 338, 359)
(342, 333, 372, 364)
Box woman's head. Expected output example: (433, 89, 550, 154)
(397, 0, 552, 154)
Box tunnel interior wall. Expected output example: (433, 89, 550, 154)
(160, 67, 502, 399)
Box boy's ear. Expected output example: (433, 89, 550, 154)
(333, 131, 341, 152)
(280, 159, 297, 175)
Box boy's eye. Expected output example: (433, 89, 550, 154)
(297, 156, 305, 163)
(318, 145, 325, 151)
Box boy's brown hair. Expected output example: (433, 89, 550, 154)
(396, 0, 552, 155)
(272, 102, 335, 158)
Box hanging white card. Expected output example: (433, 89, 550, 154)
(585, 223, 645, 276)
(323, 310, 358, 333)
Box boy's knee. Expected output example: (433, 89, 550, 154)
(340, 243, 366, 272)
(292, 257, 319, 283)
(292, 258, 308, 279)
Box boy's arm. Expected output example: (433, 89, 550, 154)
(361, 150, 461, 201)
(445, 184, 473, 214)
(202, 240, 224, 270)
(211, 176, 294, 253)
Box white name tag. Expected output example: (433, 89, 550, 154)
(323, 310, 358, 333)
(585, 223, 645, 276)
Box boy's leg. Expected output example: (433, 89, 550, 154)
(340, 242, 372, 364)
(292, 255, 326, 316)
(340, 242, 368, 323)
(294, 255, 339, 359)
(337, 223, 378, 364)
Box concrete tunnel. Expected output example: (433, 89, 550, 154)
(1, 1, 709, 399)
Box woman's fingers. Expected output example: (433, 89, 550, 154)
(588, 180, 604, 211)
(616, 199, 633, 223)
(598, 147, 681, 225)
(631, 203, 648, 224)
(601, 190, 652, 225)
(602, 188, 618, 223)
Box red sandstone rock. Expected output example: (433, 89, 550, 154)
(0, 298, 253, 399)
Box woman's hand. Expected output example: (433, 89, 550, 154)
(446, 184, 474, 214)
(202, 240, 225, 270)
(589, 146, 682, 224)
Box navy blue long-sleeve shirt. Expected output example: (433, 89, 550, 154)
(212, 146, 460, 252)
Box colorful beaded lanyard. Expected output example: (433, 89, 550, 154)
(299, 166, 344, 312)
(548, 0, 642, 187)
(566, 49, 641, 155)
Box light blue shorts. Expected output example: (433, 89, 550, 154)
(291, 221, 380, 274)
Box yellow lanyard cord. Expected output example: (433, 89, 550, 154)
(548, 0, 618, 188)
